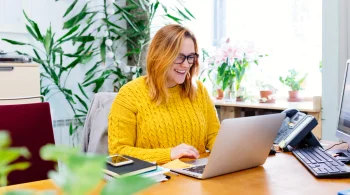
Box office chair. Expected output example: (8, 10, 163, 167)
(0, 102, 56, 185)
(82, 92, 117, 155)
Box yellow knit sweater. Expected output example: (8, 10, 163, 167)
(108, 76, 220, 164)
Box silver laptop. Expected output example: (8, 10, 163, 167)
(172, 113, 286, 179)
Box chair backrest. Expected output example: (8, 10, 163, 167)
(0, 102, 55, 185)
(82, 92, 117, 155)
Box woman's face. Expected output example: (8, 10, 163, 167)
(166, 37, 196, 87)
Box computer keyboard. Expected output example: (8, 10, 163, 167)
(183, 165, 206, 174)
(274, 117, 292, 144)
(292, 146, 350, 178)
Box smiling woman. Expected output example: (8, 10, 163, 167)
(108, 24, 220, 164)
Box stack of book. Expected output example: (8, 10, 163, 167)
(103, 155, 170, 182)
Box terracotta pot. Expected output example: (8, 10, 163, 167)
(260, 90, 272, 99)
(217, 89, 224, 100)
(288, 90, 302, 102)
(259, 90, 275, 103)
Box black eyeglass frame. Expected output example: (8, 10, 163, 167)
(174, 53, 199, 64)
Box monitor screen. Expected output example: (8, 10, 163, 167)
(337, 62, 350, 138)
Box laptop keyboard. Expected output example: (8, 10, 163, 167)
(183, 165, 206, 174)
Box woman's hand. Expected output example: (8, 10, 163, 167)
(171, 143, 200, 160)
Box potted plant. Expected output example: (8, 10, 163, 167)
(279, 69, 308, 102)
(205, 39, 266, 101)
(256, 80, 277, 103)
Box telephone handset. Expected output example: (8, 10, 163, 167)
(274, 109, 322, 151)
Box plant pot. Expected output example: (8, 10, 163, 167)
(217, 89, 224, 100)
(259, 90, 275, 103)
(288, 90, 302, 102)
(236, 97, 244, 102)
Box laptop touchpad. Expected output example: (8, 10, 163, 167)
(187, 158, 208, 166)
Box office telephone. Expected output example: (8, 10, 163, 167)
(274, 109, 322, 151)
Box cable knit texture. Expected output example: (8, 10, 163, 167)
(108, 76, 220, 164)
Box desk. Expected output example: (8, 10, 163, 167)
(1, 144, 349, 195)
(214, 96, 322, 139)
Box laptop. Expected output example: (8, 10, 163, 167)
(171, 113, 286, 179)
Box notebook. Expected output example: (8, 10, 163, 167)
(103, 155, 157, 178)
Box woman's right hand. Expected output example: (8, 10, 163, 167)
(171, 143, 200, 160)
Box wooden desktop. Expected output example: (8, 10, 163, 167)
(214, 96, 322, 139)
(1, 142, 349, 195)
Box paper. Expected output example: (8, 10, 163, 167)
(162, 159, 192, 169)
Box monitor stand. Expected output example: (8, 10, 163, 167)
(327, 147, 350, 164)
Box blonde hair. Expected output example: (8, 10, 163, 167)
(145, 24, 199, 104)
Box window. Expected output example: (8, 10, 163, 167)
(223, 0, 322, 97)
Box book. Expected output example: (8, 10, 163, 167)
(139, 166, 170, 178)
(103, 155, 157, 178)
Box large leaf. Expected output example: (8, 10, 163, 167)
(102, 176, 155, 195)
(63, 0, 78, 17)
(40, 144, 79, 162)
(2, 162, 31, 176)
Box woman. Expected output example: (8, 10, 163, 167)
(108, 24, 220, 164)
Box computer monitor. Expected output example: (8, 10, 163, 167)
(330, 59, 350, 163)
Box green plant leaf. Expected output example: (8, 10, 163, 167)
(57, 25, 80, 43)
(26, 25, 39, 41)
(85, 61, 101, 76)
(63, 0, 78, 17)
(74, 94, 88, 111)
(101, 175, 155, 195)
(72, 36, 95, 42)
(102, 18, 123, 30)
(184, 7, 195, 19)
(175, 7, 190, 20)
(63, 4, 88, 29)
(165, 14, 182, 24)
(40, 144, 79, 162)
(122, 13, 140, 32)
(44, 26, 52, 54)
(0, 131, 10, 148)
(138, 0, 147, 11)
(4, 190, 36, 195)
(3, 162, 31, 175)
(2, 39, 28, 46)
(77, 109, 88, 114)
(64, 58, 81, 71)
(23, 11, 43, 41)
(100, 37, 106, 63)
(78, 83, 89, 99)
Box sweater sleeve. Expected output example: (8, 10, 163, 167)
(201, 83, 220, 150)
(108, 85, 172, 164)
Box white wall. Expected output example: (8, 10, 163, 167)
(322, 0, 350, 141)
(0, 0, 125, 121)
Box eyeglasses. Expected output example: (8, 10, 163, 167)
(174, 53, 199, 64)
